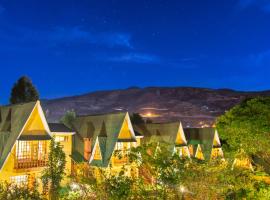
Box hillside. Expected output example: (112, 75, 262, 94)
(42, 87, 270, 127)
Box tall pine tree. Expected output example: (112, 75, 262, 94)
(10, 76, 39, 104)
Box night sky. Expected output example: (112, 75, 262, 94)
(0, 0, 270, 103)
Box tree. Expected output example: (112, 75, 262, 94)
(130, 113, 145, 125)
(60, 111, 76, 129)
(42, 137, 66, 200)
(216, 97, 270, 157)
(10, 76, 39, 104)
(129, 143, 186, 199)
(103, 170, 133, 200)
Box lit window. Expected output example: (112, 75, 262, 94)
(55, 136, 68, 142)
(16, 141, 31, 160)
(10, 175, 28, 186)
(15, 141, 47, 169)
(115, 142, 123, 150)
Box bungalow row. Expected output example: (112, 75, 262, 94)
(0, 101, 223, 187)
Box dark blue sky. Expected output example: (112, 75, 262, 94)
(0, 0, 270, 103)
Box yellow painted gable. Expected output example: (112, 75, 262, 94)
(93, 140, 102, 160)
(175, 123, 187, 145)
(195, 145, 205, 160)
(118, 119, 133, 140)
(213, 131, 221, 146)
(22, 105, 46, 134)
(175, 130, 186, 145)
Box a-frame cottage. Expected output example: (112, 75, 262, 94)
(134, 122, 190, 158)
(184, 127, 223, 160)
(71, 112, 142, 178)
(0, 101, 51, 187)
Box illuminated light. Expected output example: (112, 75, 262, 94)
(146, 112, 152, 117)
(141, 112, 160, 118)
(70, 182, 80, 191)
(180, 185, 185, 193)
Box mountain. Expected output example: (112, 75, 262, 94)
(42, 87, 270, 127)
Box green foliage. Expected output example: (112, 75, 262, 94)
(130, 143, 187, 199)
(0, 181, 44, 200)
(60, 111, 76, 129)
(10, 76, 39, 104)
(130, 113, 145, 125)
(42, 137, 66, 200)
(217, 97, 270, 156)
(103, 170, 133, 200)
(60, 143, 270, 200)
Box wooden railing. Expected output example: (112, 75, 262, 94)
(14, 158, 48, 169)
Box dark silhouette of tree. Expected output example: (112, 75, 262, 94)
(60, 110, 76, 129)
(10, 76, 39, 104)
(130, 113, 145, 125)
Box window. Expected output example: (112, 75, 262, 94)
(10, 175, 28, 186)
(55, 136, 68, 142)
(16, 141, 31, 160)
(15, 141, 47, 169)
(115, 142, 123, 150)
(115, 142, 132, 151)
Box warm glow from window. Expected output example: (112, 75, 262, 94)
(16, 141, 31, 160)
(16, 140, 47, 161)
(10, 175, 28, 186)
(115, 142, 133, 151)
(55, 136, 68, 142)
(116, 142, 124, 150)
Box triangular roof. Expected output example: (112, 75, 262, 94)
(0, 101, 51, 170)
(134, 122, 187, 154)
(184, 127, 218, 160)
(72, 112, 136, 167)
(48, 123, 74, 133)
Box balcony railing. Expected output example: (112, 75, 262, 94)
(14, 140, 48, 169)
(14, 158, 48, 169)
